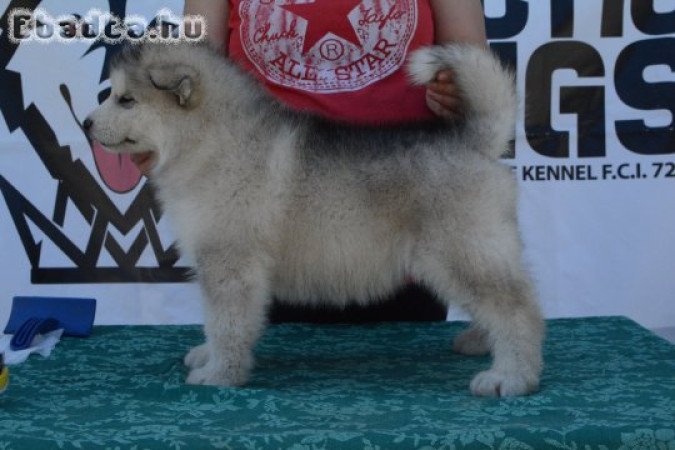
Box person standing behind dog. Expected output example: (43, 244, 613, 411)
(131, 0, 487, 172)
(131, 0, 488, 322)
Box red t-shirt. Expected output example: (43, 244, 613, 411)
(228, 0, 435, 124)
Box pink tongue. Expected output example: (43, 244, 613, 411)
(91, 141, 143, 193)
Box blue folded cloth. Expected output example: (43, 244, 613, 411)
(4, 297, 96, 350)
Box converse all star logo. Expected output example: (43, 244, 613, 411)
(239, 0, 418, 92)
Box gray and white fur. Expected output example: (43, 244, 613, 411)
(86, 42, 544, 397)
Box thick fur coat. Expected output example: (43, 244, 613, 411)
(87, 42, 544, 397)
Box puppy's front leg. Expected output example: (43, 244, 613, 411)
(186, 253, 269, 386)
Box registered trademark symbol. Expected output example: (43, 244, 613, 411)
(320, 38, 345, 61)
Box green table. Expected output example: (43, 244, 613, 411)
(1, 317, 674, 449)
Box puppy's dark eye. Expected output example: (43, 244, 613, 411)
(118, 95, 136, 106)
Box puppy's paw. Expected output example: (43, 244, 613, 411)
(186, 361, 250, 387)
(184, 343, 210, 369)
(469, 369, 538, 397)
(452, 327, 490, 356)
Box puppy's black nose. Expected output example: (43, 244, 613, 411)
(83, 118, 93, 130)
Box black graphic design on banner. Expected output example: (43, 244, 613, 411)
(0, 0, 190, 283)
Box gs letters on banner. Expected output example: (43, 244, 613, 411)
(0, 0, 674, 286)
(488, 0, 674, 160)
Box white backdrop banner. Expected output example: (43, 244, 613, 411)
(0, 0, 673, 328)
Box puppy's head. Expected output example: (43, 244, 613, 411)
(85, 43, 203, 168)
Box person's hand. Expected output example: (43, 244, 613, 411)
(426, 69, 463, 120)
(130, 151, 157, 176)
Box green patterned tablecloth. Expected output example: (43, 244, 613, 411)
(1, 317, 674, 449)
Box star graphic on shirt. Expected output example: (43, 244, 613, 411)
(280, 0, 364, 55)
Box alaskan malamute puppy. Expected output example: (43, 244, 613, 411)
(86, 42, 544, 397)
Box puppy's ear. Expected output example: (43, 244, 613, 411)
(148, 64, 200, 107)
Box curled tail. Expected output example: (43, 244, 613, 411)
(408, 44, 517, 159)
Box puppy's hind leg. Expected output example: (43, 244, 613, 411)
(461, 271, 544, 397)
(452, 325, 490, 356)
(416, 235, 544, 397)
(186, 251, 270, 386)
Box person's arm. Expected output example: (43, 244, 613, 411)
(426, 0, 487, 120)
(184, 0, 230, 52)
(430, 0, 486, 45)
